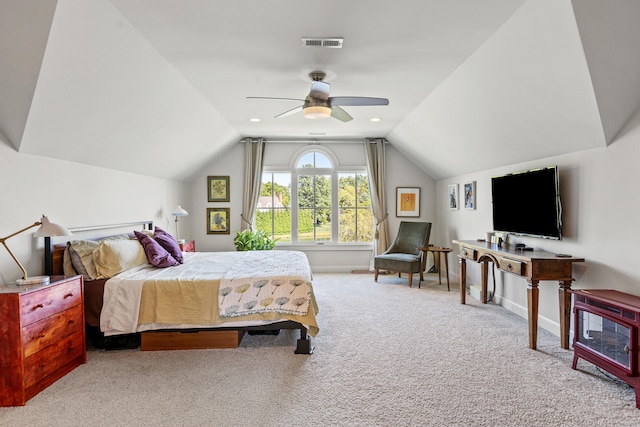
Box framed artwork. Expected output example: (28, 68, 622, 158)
(448, 184, 459, 210)
(207, 208, 230, 234)
(396, 187, 420, 217)
(464, 181, 476, 210)
(207, 176, 230, 202)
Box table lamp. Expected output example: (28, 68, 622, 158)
(171, 205, 189, 242)
(0, 215, 72, 285)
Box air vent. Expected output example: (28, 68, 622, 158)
(302, 38, 344, 48)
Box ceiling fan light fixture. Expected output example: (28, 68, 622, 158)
(303, 105, 332, 119)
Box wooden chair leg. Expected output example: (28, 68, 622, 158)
(374, 269, 379, 282)
(408, 273, 413, 287)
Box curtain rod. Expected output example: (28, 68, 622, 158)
(241, 138, 387, 144)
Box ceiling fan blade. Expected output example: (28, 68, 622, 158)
(274, 105, 303, 119)
(329, 96, 389, 107)
(331, 106, 353, 122)
(309, 81, 330, 100)
(247, 96, 305, 102)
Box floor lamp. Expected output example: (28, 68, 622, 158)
(0, 215, 72, 285)
(172, 205, 189, 243)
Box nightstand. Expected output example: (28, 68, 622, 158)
(0, 275, 86, 406)
(179, 240, 196, 252)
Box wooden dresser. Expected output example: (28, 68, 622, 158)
(0, 275, 86, 406)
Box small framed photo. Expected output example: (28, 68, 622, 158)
(396, 187, 420, 217)
(463, 181, 476, 210)
(207, 176, 230, 202)
(448, 184, 459, 210)
(207, 208, 230, 234)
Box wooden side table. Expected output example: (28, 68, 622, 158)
(179, 240, 196, 252)
(418, 246, 452, 291)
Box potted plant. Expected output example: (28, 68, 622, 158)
(233, 229, 276, 251)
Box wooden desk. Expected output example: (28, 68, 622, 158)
(418, 246, 452, 291)
(452, 239, 585, 350)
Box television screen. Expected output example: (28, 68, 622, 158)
(491, 166, 562, 240)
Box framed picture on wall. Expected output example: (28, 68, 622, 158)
(207, 176, 230, 202)
(464, 181, 476, 210)
(448, 184, 459, 210)
(207, 208, 230, 234)
(396, 187, 420, 217)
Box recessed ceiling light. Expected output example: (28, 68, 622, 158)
(249, 118, 261, 122)
(370, 117, 381, 122)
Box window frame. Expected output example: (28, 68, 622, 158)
(261, 145, 372, 247)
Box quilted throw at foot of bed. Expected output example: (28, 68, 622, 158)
(219, 251, 312, 318)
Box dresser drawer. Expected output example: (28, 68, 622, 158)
(22, 304, 84, 358)
(23, 331, 84, 387)
(20, 279, 82, 326)
(498, 257, 523, 275)
(460, 247, 477, 260)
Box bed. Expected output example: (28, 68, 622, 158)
(48, 221, 318, 354)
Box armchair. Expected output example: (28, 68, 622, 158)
(374, 221, 432, 287)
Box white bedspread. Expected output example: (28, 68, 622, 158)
(100, 251, 316, 336)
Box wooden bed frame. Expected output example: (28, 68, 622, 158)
(46, 221, 314, 354)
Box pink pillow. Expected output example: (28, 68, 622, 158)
(154, 226, 184, 264)
(134, 231, 179, 268)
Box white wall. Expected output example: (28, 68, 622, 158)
(185, 141, 436, 272)
(0, 141, 185, 285)
(436, 109, 640, 337)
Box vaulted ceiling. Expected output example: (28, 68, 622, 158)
(1, 0, 640, 181)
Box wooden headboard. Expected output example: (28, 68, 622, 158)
(47, 220, 153, 276)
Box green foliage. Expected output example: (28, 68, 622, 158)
(259, 170, 373, 243)
(233, 229, 276, 251)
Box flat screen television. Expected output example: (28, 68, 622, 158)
(491, 166, 562, 240)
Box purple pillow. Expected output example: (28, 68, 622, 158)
(134, 231, 179, 268)
(154, 226, 184, 264)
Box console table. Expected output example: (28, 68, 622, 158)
(453, 239, 584, 350)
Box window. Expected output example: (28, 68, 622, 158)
(257, 148, 373, 245)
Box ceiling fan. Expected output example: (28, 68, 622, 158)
(247, 71, 389, 122)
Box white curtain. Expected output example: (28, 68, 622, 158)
(364, 138, 389, 270)
(240, 138, 266, 231)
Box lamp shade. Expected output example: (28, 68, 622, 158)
(172, 205, 189, 217)
(34, 215, 72, 237)
(303, 105, 331, 119)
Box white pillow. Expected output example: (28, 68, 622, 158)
(93, 239, 147, 278)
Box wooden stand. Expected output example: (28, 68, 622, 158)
(572, 289, 640, 409)
(453, 239, 584, 350)
(418, 246, 452, 290)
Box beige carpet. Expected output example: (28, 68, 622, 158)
(1, 273, 638, 426)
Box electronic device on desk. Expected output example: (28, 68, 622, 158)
(491, 166, 562, 240)
(514, 244, 534, 251)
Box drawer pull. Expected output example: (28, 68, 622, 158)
(39, 363, 46, 369)
(625, 344, 631, 355)
(32, 332, 46, 340)
(507, 263, 513, 271)
(31, 303, 44, 311)
(68, 319, 75, 325)
(64, 292, 74, 298)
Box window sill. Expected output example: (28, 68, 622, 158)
(275, 243, 372, 251)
